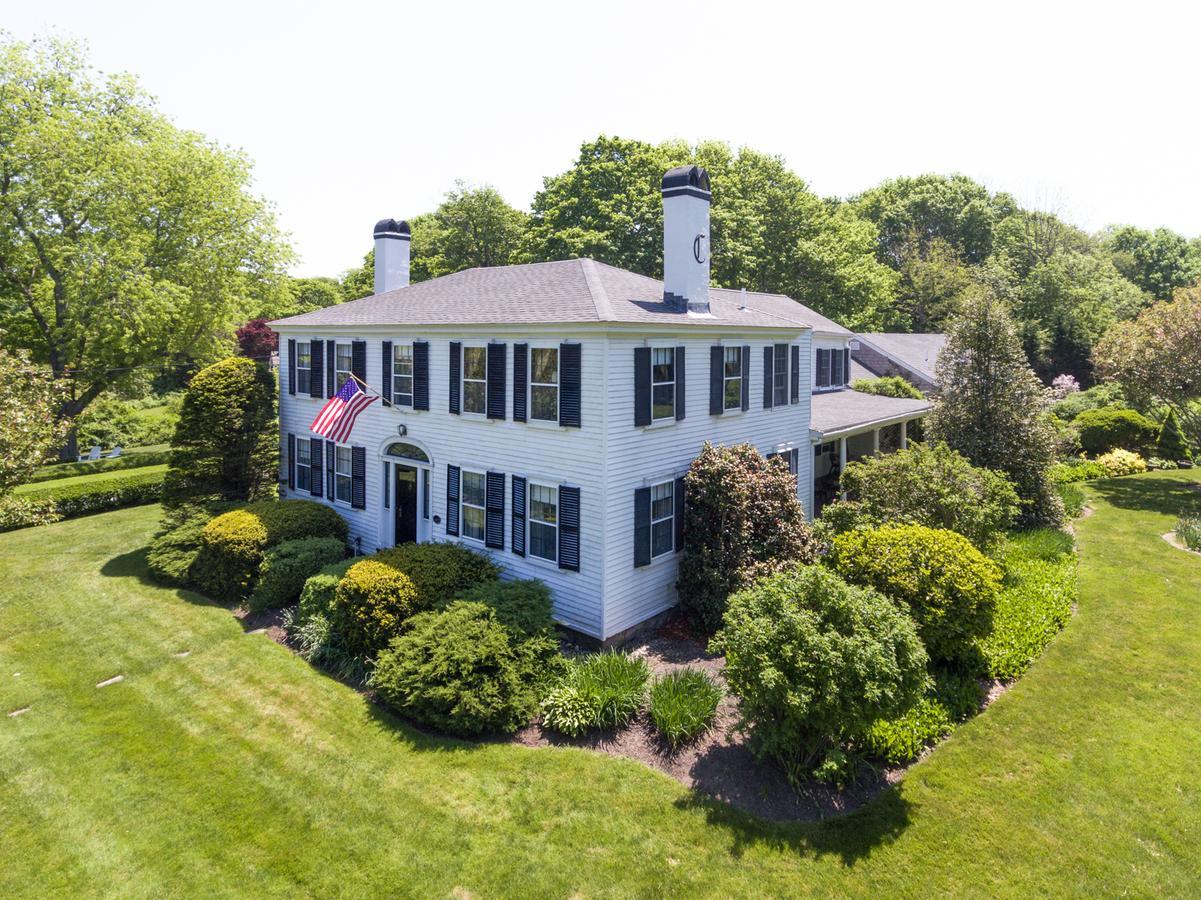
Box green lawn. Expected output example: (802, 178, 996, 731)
(14, 464, 169, 495)
(2, 472, 1200, 896)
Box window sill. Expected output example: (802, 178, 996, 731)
(641, 418, 677, 431)
(525, 417, 567, 431)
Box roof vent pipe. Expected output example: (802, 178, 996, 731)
(661, 165, 711, 314)
(373, 218, 411, 294)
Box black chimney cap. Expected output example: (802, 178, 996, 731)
(373, 218, 411, 239)
(661, 165, 711, 195)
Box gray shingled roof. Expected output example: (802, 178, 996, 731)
(810, 389, 931, 438)
(271, 258, 837, 331)
(855, 333, 946, 382)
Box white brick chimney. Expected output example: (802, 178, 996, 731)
(661, 165, 711, 314)
(373, 218, 411, 293)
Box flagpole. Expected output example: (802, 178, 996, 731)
(348, 372, 382, 399)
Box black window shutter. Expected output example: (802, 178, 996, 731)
(790, 344, 801, 403)
(382, 462, 389, 509)
(287, 339, 297, 396)
(310, 438, 324, 498)
(413, 341, 429, 410)
(634, 347, 652, 427)
(740, 345, 750, 411)
(287, 433, 296, 489)
(448, 341, 461, 414)
(351, 446, 366, 509)
(326, 340, 336, 397)
(485, 471, 505, 549)
(558, 485, 580, 572)
(674, 345, 686, 420)
(309, 340, 324, 399)
(325, 440, 335, 497)
(709, 345, 723, 415)
(381, 340, 392, 405)
(763, 346, 774, 409)
(559, 342, 582, 427)
(351, 340, 367, 388)
(445, 464, 460, 536)
(486, 342, 507, 420)
(673, 476, 686, 553)
(633, 486, 652, 567)
(843, 348, 850, 385)
(513, 342, 528, 423)
(511, 475, 526, 556)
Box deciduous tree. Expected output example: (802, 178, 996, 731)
(0, 348, 68, 493)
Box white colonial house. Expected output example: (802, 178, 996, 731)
(270, 166, 929, 642)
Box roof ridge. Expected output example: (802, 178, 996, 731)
(579, 258, 614, 321)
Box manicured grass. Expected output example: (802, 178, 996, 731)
(13, 463, 168, 495)
(25, 445, 170, 484)
(2, 473, 1200, 895)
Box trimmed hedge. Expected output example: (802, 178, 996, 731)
(372, 601, 562, 736)
(192, 500, 348, 601)
(830, 525, 1001, 664)
(248, 537, 347, 612)
(1074, 407, 1158, 456)
(26, 447, 171, 484)
(2, 469, 165, 532)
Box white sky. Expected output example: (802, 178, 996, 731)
(7, 0, 1199, 277)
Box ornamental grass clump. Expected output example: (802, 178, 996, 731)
(540, 652, 650, 737)
(711, 565, 928, 786)
(1177, 514, 1201, 552)
(648, 668, 723, 748)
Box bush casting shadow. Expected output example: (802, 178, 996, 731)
(99, 547, 225, 609)
(1086, 474, 1200, 517)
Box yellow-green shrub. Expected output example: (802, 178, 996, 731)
(329, 559, 421, 658)
(1094, 448, 1147, 477)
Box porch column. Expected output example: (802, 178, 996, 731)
(839, 437, 848, 500)
(872, 428, 880, 454)
(900, 420, 908, 449)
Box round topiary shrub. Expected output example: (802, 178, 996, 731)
(371, 601, 561, 736)
(329, 558, 421, 658)
(710, 565, 928, 785)
(192, 499, 348, 600)
(248, 536, 347, 612)
(297, 557, 359, 623)
(1073, 407, 1158, 456)
(829, 524, 1001, 664)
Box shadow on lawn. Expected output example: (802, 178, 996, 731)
(1086, 472, 1200, 516)
(99, 547, 235, 612)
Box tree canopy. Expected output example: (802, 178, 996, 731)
(0, 37, 291, 455)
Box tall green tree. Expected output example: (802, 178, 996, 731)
(883, 231, 972, 331)
(0, 347, 68, 493)
(0, 38, 291, 457)
(927, 286, 1063, 527)
(1102, 225, 1201, 302)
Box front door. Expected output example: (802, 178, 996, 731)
(394, 464, 418, 545)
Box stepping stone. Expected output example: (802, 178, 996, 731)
(247, 628, 267, 635)
(7, 707, 30, 718)
(174, 651, 190, 658)
(96, 675, 124, 688)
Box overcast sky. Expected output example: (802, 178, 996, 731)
(7, 0, 1199, 277)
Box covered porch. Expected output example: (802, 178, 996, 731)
(809, 389, 932, 517)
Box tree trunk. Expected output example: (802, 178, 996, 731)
(59, 426, 79, 462)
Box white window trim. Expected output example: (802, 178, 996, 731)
(333, 445, 353, 506)
(295, 440, 311, 492)
(773, 343, 789, 407)
(722, 345, 744, 413)
(334, 342, 353, 391)
(529, 345, 560, 423)
(296, 341, 312, 395)
(650, 478, 675, 560)
(650, 345, 676, 423)
(459, 468, 488, 544)
(461, 344, 488, 417)
(392, 341, 415, 408)
(526, 480, 559, 564)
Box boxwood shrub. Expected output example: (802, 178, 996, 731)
(25, 447, 171, 484)
(329, 559, 420, 658)
(1074, 407, 1158, 456)
(711, 565, 928, 785)
(830, 525, 1002, 664)
(371, 600, 562, 736)
(297, 557, 360, 623)
(248, 537, 347, 612)
(147, 501, 242, 586)
(12, 469, 165, 526)
(192, 499, 348, 601)
(371, 543, 501, 611)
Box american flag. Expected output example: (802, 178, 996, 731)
(311, 378, 377, 443)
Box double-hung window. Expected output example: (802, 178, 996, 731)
(773, 343, 789, 406)
(460, 470, 487, 541)
(531, 347, 559, 421)
(817, 349, 832, 389)
(528, 482, 558, 562)
(335, 343, 353, 391)
(334, 446, 352, 503)
(651, 347, 675, 421)
(296, 342, 311, 394)
(650, 481, 675, 558)
(832, 348, 845, 386)
(462, 346, 487, 415)
(392, 343, 414, 407)
(295, 439, 311, 492)
(723, 346, 743, 410)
